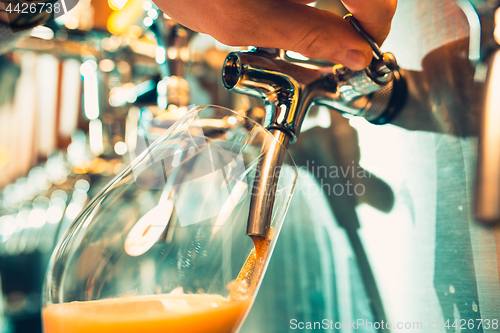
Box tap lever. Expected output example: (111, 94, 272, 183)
(344, 14, 384, 59)
(222, 46, 406, 238)
(344, 14, 397, 79)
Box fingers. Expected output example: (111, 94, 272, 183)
(288, 0, 317, 3)
(157, 0, 373, 70)
(340, 0, 397, 44)
(273, 4, 372, 69)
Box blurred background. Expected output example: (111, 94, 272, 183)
(0, 1, 246, 331)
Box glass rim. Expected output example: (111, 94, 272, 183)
(43, 104, 299, 310)
(144, 104, 298, 177)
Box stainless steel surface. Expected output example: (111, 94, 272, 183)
(246, 130, 290, 237)
(221, 47, 405, 142)
(222, 48, 305, 141)
(344, 14, 397, 78)
(455, 0, 481, 63)
(222, 20, 404, 242)
(476, 49, 500, 224)
(474, 1, 500, 225)
(314, 67, 405, 124)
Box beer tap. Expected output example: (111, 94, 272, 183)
(150, 15, 194, 110)
(474, 2, 500, 225)
(221, 14, 406, 238)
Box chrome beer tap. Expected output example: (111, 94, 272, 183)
(221, 15, 406, 238)
(150, 15, 194, 110)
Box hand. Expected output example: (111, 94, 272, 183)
(153, 0, 397, 70)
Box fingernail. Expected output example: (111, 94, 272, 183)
(342, 49, 368, 71)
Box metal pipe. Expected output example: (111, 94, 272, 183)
(222, 48, 405, 237)
(476, 49, 500, 224)
(222, 19, 406, 238)
(246, 130, 291, 236)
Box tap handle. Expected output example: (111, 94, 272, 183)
(476, 49, 500, 225)
(344, 14, 397, 77)
(344, 14, 384, 58)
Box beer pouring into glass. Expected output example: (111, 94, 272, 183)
(41, 2, 404, 331)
